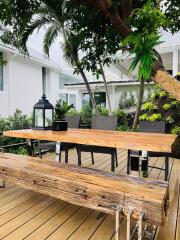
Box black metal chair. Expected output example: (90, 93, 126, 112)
(77, 116, 118, 172)
(127, 121, 169, 181)
(38, 116, 80, 162)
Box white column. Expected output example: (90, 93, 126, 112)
(112, 86, 116, 111)
(173, 46, 179, 77)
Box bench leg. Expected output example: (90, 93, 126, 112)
(115, 207, 121, 240)
(0, 179, 5, 188)
(165, 155, 169, 181)
(127, 210, 132, 240)
(138, 213, 144, 240)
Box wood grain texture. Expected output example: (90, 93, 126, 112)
(3, 129, 177, 153)
(0, 153, 168, 226)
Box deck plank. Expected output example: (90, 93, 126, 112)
(0, 149, 178, 239)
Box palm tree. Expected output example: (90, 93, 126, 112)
(20, 0, 100, 115)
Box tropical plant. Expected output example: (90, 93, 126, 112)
(140, 87, 180, 133)
(54, 100, 73, 120)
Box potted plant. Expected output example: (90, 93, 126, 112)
(53, 100, 73, 131)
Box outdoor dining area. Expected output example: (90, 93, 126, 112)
(0, 95, 179, 240)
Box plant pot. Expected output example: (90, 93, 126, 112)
(52, 120, 68, 131)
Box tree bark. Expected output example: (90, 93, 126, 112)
(99, 61, 112, 115)
(78, 68, 100, 116)
(154, 70, 180, 101)
(133, 78, 145, 130)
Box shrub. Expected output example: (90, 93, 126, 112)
(113, 109, 129, 130)
(165, 116, 174, 125)
(119, 92, 136, 109)
(97, 106, 109, 116)
(148, 114, 162, 122)
(0, 109, 32, 152)
(66, 108, 79, 116)
(80, 104, 93, 124)
(163, 103, 171, 111)
(171, 126, 180, 135)
(139, 113, 149, 121)
(143, 102, 157, 111)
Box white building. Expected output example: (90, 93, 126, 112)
(0, 43, 61, 117)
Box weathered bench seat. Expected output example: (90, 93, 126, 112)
(0, 153, 168, 228)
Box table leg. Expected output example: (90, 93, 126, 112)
(56, 142, 61, 162)
(26, 139, 34, 156)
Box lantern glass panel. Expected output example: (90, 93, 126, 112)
(35, 109, 43, 127)
(45, 109, 53, 127)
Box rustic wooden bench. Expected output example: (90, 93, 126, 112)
(0, 153, 168, 240)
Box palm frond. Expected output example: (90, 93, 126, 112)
(43, 24, 59, 56)
(20, 16, 51, 54)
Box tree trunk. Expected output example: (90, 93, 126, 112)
(133, 78, 145, 130)
(79, 68, 100, 116)
(61, 26, 100, 116)
(99, 61, 112, 116)
(154, 70, 180, 101)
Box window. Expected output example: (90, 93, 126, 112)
(42, 67, 47, 94)
(0, 53, 4, 91)
(59, 93, 68, 103)
(69, 94, 76, 107)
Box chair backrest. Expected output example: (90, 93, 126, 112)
(139, 121, 166, 133)
(91, 116, 117, 131)
(65, 116, 80, 128)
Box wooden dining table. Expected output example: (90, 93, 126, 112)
(3, 128, 177, 153)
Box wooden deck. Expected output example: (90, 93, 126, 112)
(0, 149, 179, 240)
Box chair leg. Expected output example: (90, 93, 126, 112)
(115, 149, 118, 167)
(111, 152, 115, 172)
(65, 149, 69, 163)
(165, 155, 169, 181)
(77, 146, 82, 166)
(91, 152, 95, 165)
(39, 149, 42, 159)
(58, 150, 61, 162)
(127, 150, 130, 174)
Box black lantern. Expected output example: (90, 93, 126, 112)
(33, 94, 54, 130)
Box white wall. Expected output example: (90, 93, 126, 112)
(8, 54, 43, 116)
(0, 51, 60, 117)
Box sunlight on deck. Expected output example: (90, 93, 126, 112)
(0, 149, 179, 240)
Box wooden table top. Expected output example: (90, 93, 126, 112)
(3, 129, 177, 153)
